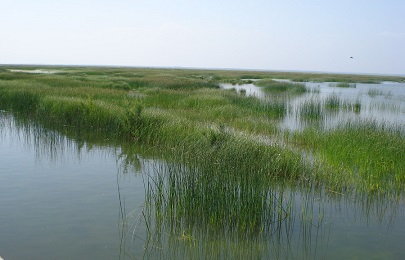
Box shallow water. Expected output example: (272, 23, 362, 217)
(1, 112, 405, 259)
(0, 113, 146, 259)
(220, 82, 264, 97)
(283, 81, 405, 131)
(220, 81, 405, 131)
(7, 69, 60, 74)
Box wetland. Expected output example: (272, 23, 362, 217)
(1, 66, 405, 259)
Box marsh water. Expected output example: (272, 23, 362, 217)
(1, 80, 405, 259)
(220, 81, 405, 131)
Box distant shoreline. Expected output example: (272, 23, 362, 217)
(1, 63, 404, 77)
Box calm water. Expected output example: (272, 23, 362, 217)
(0, 113, 146, 259)
(220, 81, 405, 131)
(1, 108, 405, 259)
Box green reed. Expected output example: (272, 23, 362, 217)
(292, 120, 405, 194)
(254, 79, 307, 94)
(1, 65, 404, 196)
(4, 110, 402, 259)
(324, 94, 341, 110)
(298, 99, 323, 120)
(136, 160, 332, 259)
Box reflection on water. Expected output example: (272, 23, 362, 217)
(220, 83, 265, 98)
(119, 159, 405, 259)
(283, 81, 405, 131)
(221, 81, 405, 131)
(1, 112, 405, 259)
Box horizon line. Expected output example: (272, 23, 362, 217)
(1, 63, 404, 77)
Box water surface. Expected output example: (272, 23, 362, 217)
(1, 112, 405, 259)
(221, 81, 405, 131)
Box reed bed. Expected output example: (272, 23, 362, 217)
(324, 94, 341, 110)
(2, 66, 405, 258)
(137, 159, 332, 259)
(1, 66, 404, 197)
(254, 79, 307, 94)
(291, 120, 405, 194)
(298, 99, 323, 119)
(4, 111, 402, 258)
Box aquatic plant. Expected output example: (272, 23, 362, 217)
(254, 79, 307, 94)
(329, 82, 356, 88)
(292, 119, 405, 193)
(299, 99, 323, 119)
(368, 88, 392, 98)
(1, 65, 404, 197)
(324, 94, 341, 110)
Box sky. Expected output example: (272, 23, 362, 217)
(1, 0, 405, 75)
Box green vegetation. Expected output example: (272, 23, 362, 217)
(138, 162, 327, 259)
(368, 88, 392, 97)
(1, 65, 404, 198)
(324, 94, 341, 110)
(329, 82, 357, 88)
(254, 79, 307, 94)
(299, 99, 323, 119)
(291, 120, 405, 193)
(2, 65, 405, 257)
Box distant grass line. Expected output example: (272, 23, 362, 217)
(3, 65, 405, 83)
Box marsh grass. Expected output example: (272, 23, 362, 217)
(136, 159, 333, 259)
(298, 99, 323, 120)
(5, 111, 401, 259)
(2, 66, 405, 258)
(1, 65, 404, 197)
(324, 94, 341, 110)
(292, 120, 405, 193)
(254, 79, 307, 94)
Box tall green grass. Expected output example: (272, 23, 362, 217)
(298, 99, 323, 120)
(136, 160, 330, 259)
(1, 65, 404, 196)
(292, 120, 405, 194)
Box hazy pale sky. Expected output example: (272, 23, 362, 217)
(1, 0, 404, 74)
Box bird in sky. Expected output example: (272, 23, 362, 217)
(350, 56, 354, 59)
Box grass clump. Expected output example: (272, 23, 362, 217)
(299, 99, 323, 119)
(254, 79, 307, 94)
(292, 120, 405, 193)
(324, 94, 341, 110)
(368, 88, 392, 98)
(328, 82, 356, 88)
